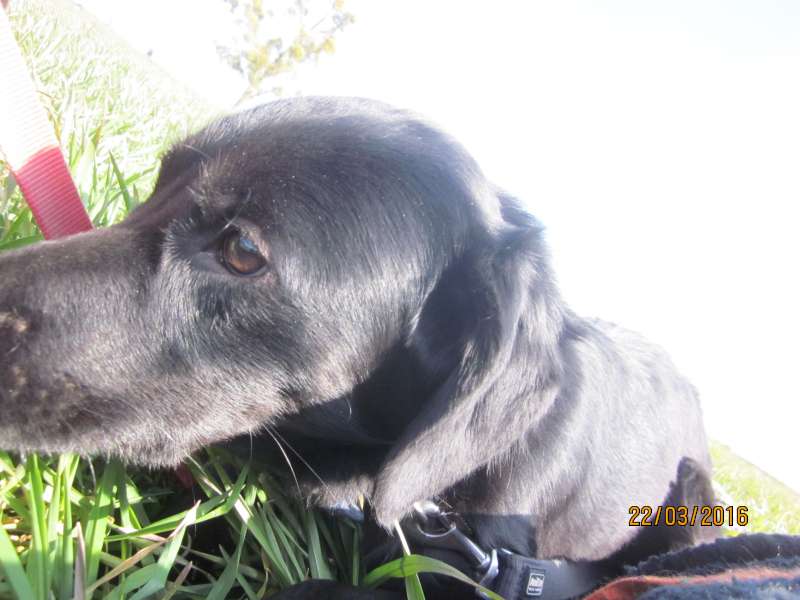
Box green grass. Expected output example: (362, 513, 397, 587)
(0, 450, 364, 599)
(0, 0, 216, 249)
(1, 448, 481, 599)
(1, 1, 798, 598)
(710, 441, 800, 536)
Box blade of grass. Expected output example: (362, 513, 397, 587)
(48, 456, 65, 596)
(405, 574, 426, 600)
(349, 523, 361, 586)
(83, 537, 168, 595)
(0, 462, 26, 498)
(83, 461, 120, 587)
(195, 454, 296, 585)
(0, 450, 17, 471)
(261, 504, 306, 581)
(315, 513, 347, 577)
(261, 504, 306, 557)
(304, 510, 333, 580)
(2, 492, 31, 523)
(237, 499, 295, 587)
(164, 582, 214, 596)
(257, 473, 304, 538)
(234, 572, 261, 600)
(160, 561, 193, 600)
(74, 522, 86, 600)
(0, 231, 42, 251)
(126, 501, 199, 600)
(105, 465, 246, 542)
(0, 522, 36, 599)
(114, 470, 133, 592)
(205, 525, 247, 600)
(394, 522, 424, 600)
(58, 455, 80, 600)
(363, 554, 504, 600)
(108, 154, 135, 214)
(180, 546, 264, 581)
(25, 454, 49, 600)
(99, 564, 156, 600)
(121, 479, 149, 531)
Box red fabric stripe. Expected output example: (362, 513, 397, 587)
(13, 146, 92, 240)
(2, 6, 91, 240)
(586, 565, 800, 600)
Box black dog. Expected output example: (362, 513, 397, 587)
(0, 97, 715, 597)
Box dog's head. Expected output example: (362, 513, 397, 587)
(0, 97, 564, 521)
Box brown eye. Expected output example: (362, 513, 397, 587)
(220, 229, 267, 276)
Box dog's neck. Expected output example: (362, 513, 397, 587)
(277, 339, 445, 444)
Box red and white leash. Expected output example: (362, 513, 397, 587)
(1, 3, 199, 489)
(0, 4, 92, 240)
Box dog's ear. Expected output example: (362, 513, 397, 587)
(372, 200, 566, 525)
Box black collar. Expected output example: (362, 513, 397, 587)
(406, 500, 617, 599)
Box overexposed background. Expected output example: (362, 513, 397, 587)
(77, 0, 800, 492)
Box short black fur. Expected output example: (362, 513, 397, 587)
(0, 97, 715, 596)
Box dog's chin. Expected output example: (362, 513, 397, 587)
(0, 350, 295, 466)
(0, 420, 201, 469)
(0, 378, 206, 467)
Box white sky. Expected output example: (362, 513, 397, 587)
(78, 0, 800, 492)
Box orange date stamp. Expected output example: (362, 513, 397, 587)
(628, 505, 749, 527)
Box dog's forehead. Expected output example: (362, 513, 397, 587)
(137, 97, 505, 255)
(163, 97, 424, 176)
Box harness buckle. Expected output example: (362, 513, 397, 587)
(408, 501, 499, 593)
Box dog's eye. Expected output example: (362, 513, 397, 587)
(220, 229, 267, 276)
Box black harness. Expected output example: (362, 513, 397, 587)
(403, 501, 616, 599)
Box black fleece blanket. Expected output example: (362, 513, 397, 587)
(587, 533, 800, 599)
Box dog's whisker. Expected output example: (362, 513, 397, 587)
(267, 426, 332, 494)
(263, 425, 303, 500)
